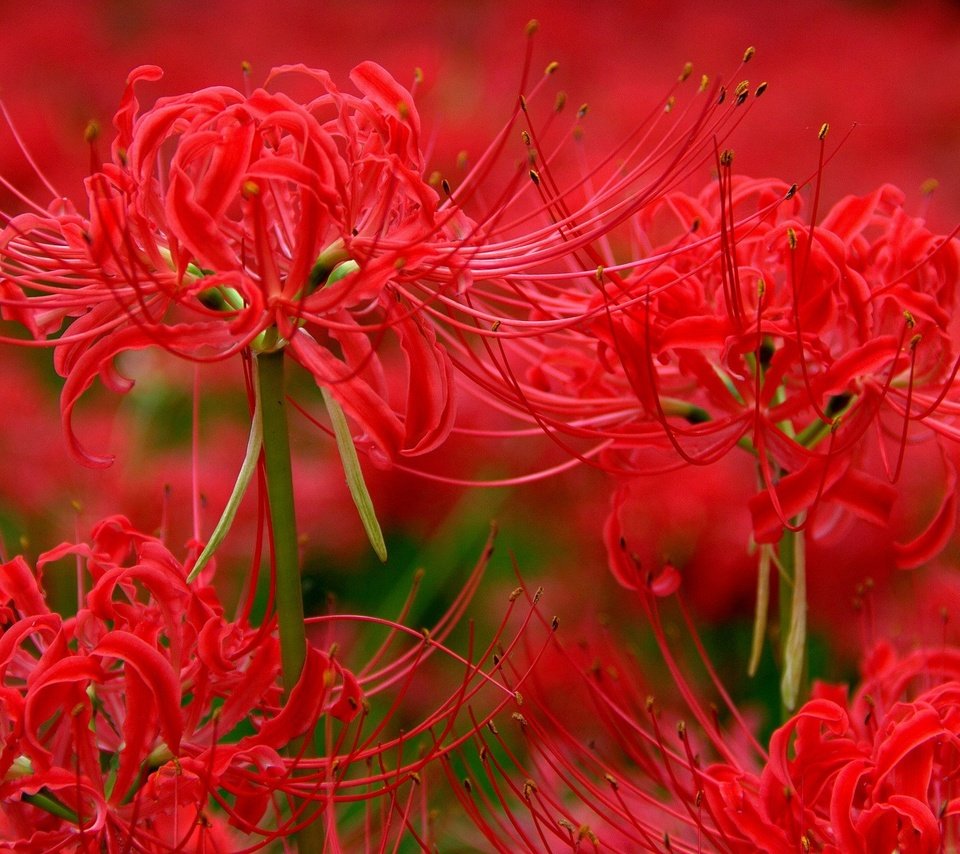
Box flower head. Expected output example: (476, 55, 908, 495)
(1, 62, 463, 467)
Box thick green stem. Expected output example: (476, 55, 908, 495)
(256, 350, 306, 697)
(256, 350, 324, 850)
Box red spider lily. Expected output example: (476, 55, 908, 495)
(0, 515, 553, 851)
(0, 61, 464, 469)
(449, 154, 960, 565)
(0, 514, 361, 850)
(702, 644, 960, 853)
(432, 562, 960, 853)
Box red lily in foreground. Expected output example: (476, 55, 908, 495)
(0, 61, 464, 469)
(0, 515, 550, 851)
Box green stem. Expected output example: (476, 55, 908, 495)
(256, 349, 325, 851)
(256, 349, 306, 697)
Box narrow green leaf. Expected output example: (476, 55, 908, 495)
(748, 543, 772, 677)
(780, 530, 807, 711)
(321, 386, 387, 562)
(187, 381, 263, 583)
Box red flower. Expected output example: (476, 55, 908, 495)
(455, 153, 960, 565)
(0, 515, 360, 850)
(701, 644, 960, 853)
(1, 62, 463, 467)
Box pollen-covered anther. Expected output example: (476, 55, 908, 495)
(903, 310, 916, 329)
(241, 60, 252, 75)
(523, 779, 537, 800)
(487, 720, 498, 735)
(456, 150, 468, 170)
(491, 319, 501, 332)
(786, 183, 798, 199)
(545, 60, 559, 76)
(921, 177, 939, 195)
(734, 81, 750, 105)
(410, 771, 421, 785)
(84, 120, 100, 143)
(529, 169, 540, 186)
(512, 712, 528, 729)
(397, 100, 410, 120)
(679, 61, 693, 82)
(533, 586, 543, 604)
(800, 834, 811, 852)
(720, 148, 734, 166)
(554, 91, 567, 112)
(550, 615, 559, 631)
(521, 130, 531, 146)
(664, 96, 676, 113)
(699, 74, 710, 92)
(558, 818, 576, 833)
(577, 103, 589, 119)
(910, 333, 922, 350)
(519, 94, 528, 113)
(743, 45, 756, 62)
(242, 179, 260, 198)
(413, 66, 424, 85)
(595, 265, 605, 283)
(509, 586, 522, 602)
(787, 227, 798, 250)
(525, 18, 539, 36)
(818, 122, 830, 140)
(579, 825, 600, 845)
(604, 773, 618, 790)
(514, 691, 524, 706)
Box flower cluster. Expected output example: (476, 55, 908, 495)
(0, 23, 958, 852)
(704, 644, 960, 852)
(1, 62, 464, 468)
(456, 163, 960, 565)
(0, 515, 360, 850)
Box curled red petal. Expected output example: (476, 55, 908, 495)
(893, 460, 958, 569)
(94, 630, 183, 754)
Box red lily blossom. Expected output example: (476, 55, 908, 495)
(0, 514, 361, 850)
(0, 515, 551, 851)
(447, 142, 960, 565)
(437, 564, 960, 853)
(0, 61, 463, 468)
(703, 644, 960, 853)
